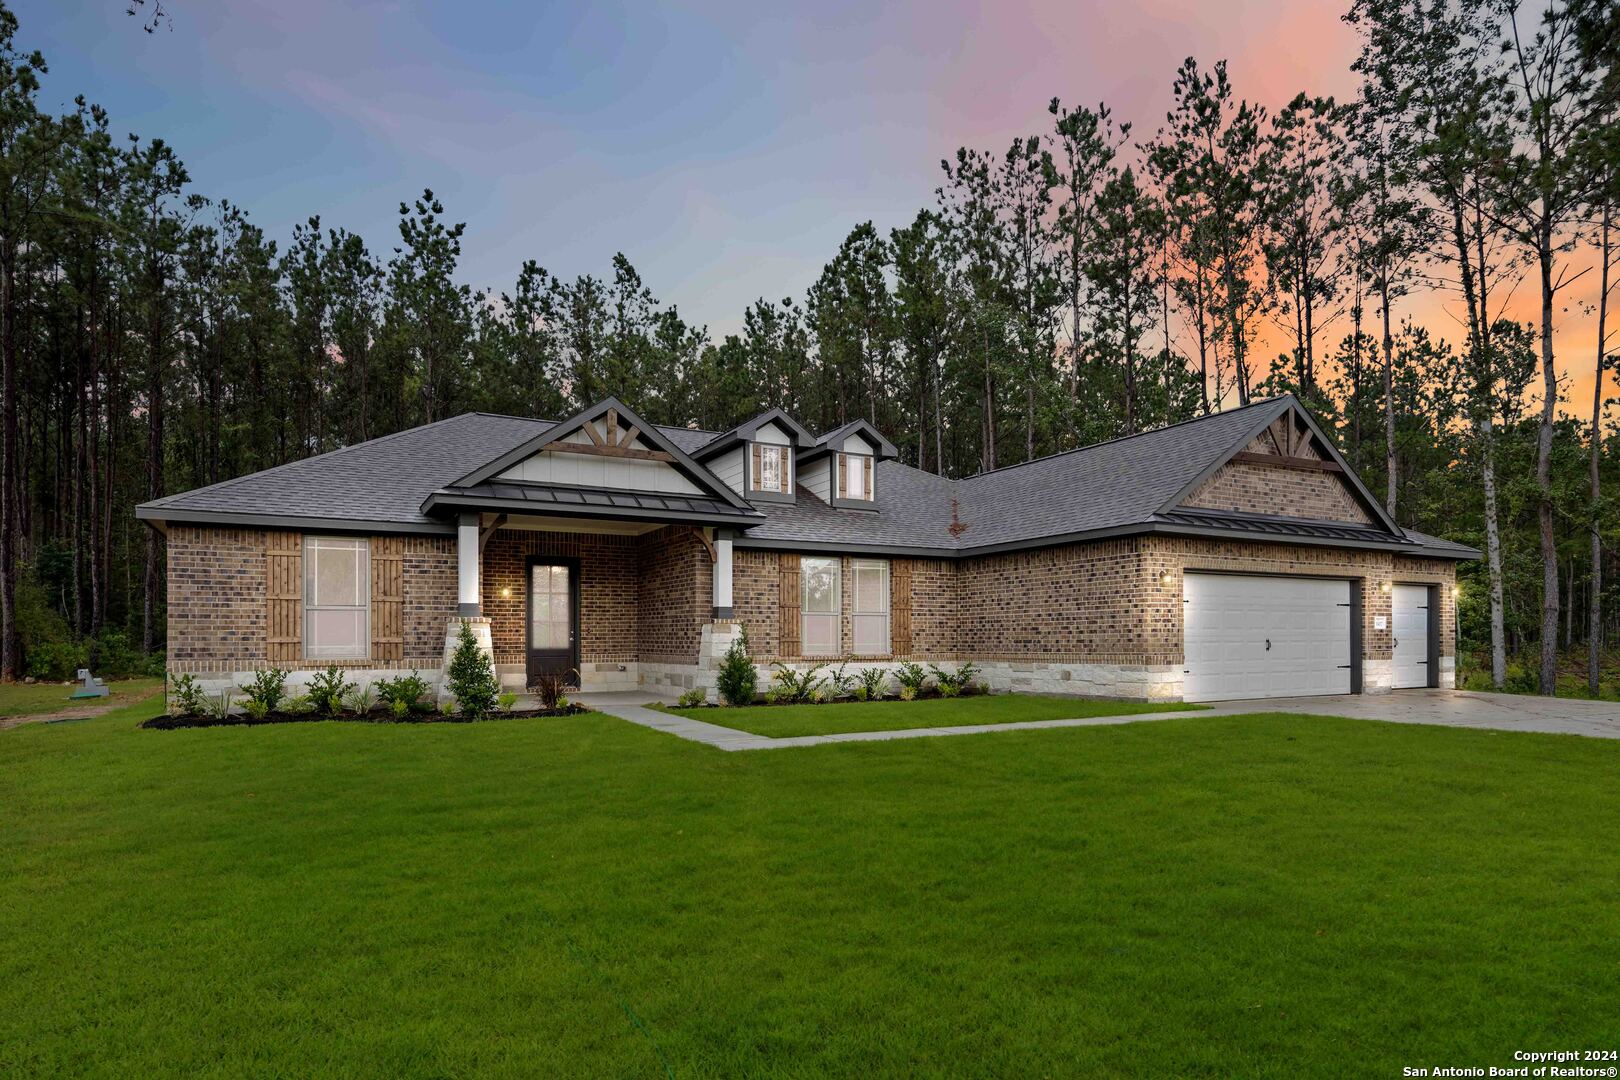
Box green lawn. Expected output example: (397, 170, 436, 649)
(4, 697, 1618, 1078)
(0, 676, 162, 719)
(662, 692, 1201, 737)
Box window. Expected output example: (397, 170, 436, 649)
(837, 452, 873, 501)
(801, 556, 840, 656)
(753, 443, 790, 493)
(304, 536, 369, 660)
(852, 559, 890, 654)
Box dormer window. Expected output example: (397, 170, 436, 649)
(837, 452, 873, 502)
(751, 443, 792, 496)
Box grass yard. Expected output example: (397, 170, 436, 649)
(0, 676, 162, 719)
(661, 692, 1202, 737)
(4, 696, 1618, 1078)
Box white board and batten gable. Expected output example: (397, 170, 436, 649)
(713, 420, 797, 496)
(496, 426, 704, 496)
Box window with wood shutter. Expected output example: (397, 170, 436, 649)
(778, 554, 801, 656)
(851, 559, 889, 654)
(303, 536, 370, 660)
(752, 443, 790, 493)
(836, 452, 873, 501)
(801, 556, 840, 656)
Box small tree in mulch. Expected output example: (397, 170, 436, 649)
(715, 626, 757, 706)
(446, 621, 499, 719)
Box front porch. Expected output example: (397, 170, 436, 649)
(445, 512, 742, 694)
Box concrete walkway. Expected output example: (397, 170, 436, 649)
(573, 689, 1620, 752)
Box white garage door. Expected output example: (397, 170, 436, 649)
(1392, 584, 1432, 689)
(1183, 573, 1354, 702)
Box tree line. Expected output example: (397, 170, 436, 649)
(0, 0, 1615, 695)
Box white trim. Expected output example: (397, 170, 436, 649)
(303, 535, 370, 661)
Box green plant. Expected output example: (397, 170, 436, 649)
(530, 669, 574, 711)
(308, 667, 355, 717)
(238, 668, 289, 715)
(715, 627, 757, 706)
(26, 640, 87, 682)
(202, 690, 235, 721)
(678, 688, 707, 707)
(930, 662, 979, 698)
(439, 699, 457, 717)
(388, 697, 411, 719)
(894, 662, 929, 694)
(770, 662, 826, 704)
(375, 671, 432, 714)
(496, 692, 518, 713)
(857, 667, 889, 701)
(282, 693, 314, 716)
(342, 682, 378, 715)
(168, 673, 208, 717)
(825, 661, 858, 700)
(446, 621, 499, 717)
(898, 685, 917, 702)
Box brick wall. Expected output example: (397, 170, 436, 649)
(636, 526, 710, 663)
(733, 549, 781, 657)
(166, 526, 267, 668)
(403, 536, 457, 663)
(957, 539, 1153, 662)
(480, 531, 640, 666)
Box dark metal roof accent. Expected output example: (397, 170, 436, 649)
(1157, 509, 1415, 545)
(423, 482, 764, 527)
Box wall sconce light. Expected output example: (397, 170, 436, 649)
(1160, 570, 1175, 586)
(1451, 586, 1460, 599)
(1379, 581, 1392, 595)
(500, 586, 511, 599)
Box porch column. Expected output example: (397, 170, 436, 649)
(457, 512, 481, 617)
(712, 534, 733, 619)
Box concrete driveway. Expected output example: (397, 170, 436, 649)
(1216, 689, 1620, 741)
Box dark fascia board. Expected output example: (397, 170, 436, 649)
(745, 489, 797, 505)
(731, 519, 1480, 562)
(449, 396, 754, 512)
(1153, 395, 1404, 538)
(421, 490, 762, 528)
(133, 504, 455, 536)
(691, 408, 816, 460)
(800, 418, 900, 462)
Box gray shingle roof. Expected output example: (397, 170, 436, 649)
(138, 396, 1478, 560)
(137, 412, 722, 529)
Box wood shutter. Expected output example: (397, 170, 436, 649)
(371, 536, 404, 661)
(266, 532, 303, 665)
(751, 443, 762, 490)
(862, 456, 872, 500)
(778, 553, 801, 658)
(779, 449, 790, 493)
(835, 453, 845, 498)
(890, 559, 912, 656)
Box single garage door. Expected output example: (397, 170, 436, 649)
(1392, 584, 1433, 689)
(1183, 573, 1354, 702)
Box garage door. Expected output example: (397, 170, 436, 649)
(1182, 573, 1354, 702)
(1392, 584, 1433, 689)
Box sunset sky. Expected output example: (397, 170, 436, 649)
(20, 0, 1608, 414)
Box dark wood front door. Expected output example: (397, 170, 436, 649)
(526, 559, 579, 686)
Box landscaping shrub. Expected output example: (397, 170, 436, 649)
(930, 661, 980, 699)
(770, 662, 825, 703)
(168, 673, 207, 717)
(375, 671, 431, 715)
(238, 668, 289, 715)
(342, 682, 378, 716)
(894, 662, 929, 699)
(496, 692, 518, 713)
(201, 690, 235, 721)
(308, 667, 355, 718)
(530, 669, 573, 711)
(715, 627, 757, 705)
(857, 667, 889, 701)
(678, 688, 706, 707)
(447, 621, 499, 718)
(825, 661, 857, 700)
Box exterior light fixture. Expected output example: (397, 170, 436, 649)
(1380, 581, 1392, 595)
(500, 586, 511, 599)
(1160, 571, 1175, 586)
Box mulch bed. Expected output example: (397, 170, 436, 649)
(142, 704, 589, 730)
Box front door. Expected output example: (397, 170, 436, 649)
(527, 559, 578, 687)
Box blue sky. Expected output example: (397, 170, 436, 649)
(22, 1, 1361, 337)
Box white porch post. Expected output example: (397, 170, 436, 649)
(457, 512, 481, 616)
(712, 533, 733, 619)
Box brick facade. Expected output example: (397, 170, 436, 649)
(166, 526, 267, 668)
(1182, 434, 1372, 524)
(636, 527, 710, 663)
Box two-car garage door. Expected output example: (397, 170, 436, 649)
(1182, 573, 1354, 702)
(1182, 573, 1436, 701)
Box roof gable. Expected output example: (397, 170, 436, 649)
(802, 419, 899, 461)
(451, 397, 751, 510)
(691, 408, 815, 459)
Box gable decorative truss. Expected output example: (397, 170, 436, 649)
(448, 397, 755, 512)
(1156, 395, 1401, 536)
